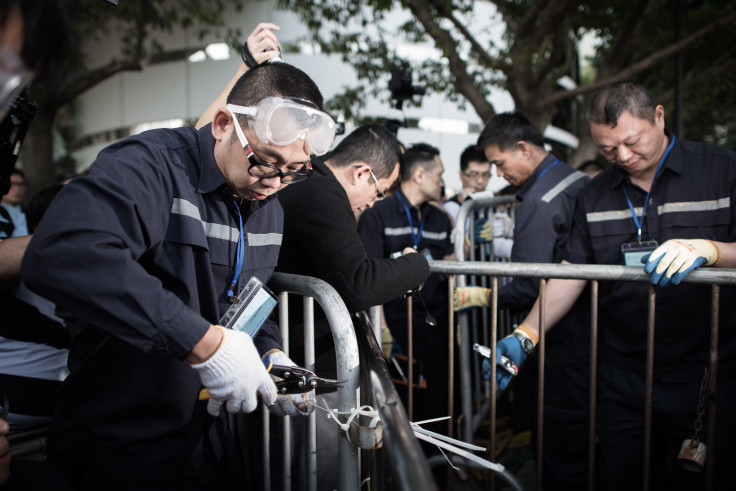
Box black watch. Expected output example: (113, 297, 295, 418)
(512, 332, 535, 355)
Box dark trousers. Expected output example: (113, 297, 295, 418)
(528, 357, 591, 491)
(597, 362, 736, 491)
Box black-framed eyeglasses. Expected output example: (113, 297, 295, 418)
(245, 145, 312, 184)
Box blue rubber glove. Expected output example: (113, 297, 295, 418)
(641, 239, 720, 287)
(474, 217, 493, 243)
(481, 336, 527, 390)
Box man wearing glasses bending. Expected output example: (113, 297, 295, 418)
(20, 62, 335, 490)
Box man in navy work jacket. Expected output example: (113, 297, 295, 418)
(453, 112, 590, 490)
(515, 82, 736, 490)
(20, 62, 335, 490)
(358, 143, 454, 439)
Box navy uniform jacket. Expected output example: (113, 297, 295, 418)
(500, 155, 590, 362)
(358, 189, 453, 346)
(21, 124, 283, 486)
(563, 132, 736, 382)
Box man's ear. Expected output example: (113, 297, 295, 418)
(350, 163, 368, 184)
(211, 108, 231, 142)
(413, 166, 425, 184)
(516, 141, 532, 160)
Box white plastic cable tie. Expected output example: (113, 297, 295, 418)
(412, 430, 506, 473)
(312, 398, 378, 434)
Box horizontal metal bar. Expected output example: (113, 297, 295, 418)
(430, 260, 736, 285)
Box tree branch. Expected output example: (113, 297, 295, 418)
(539, 13, 736, 107)
(428, 0, 510, 72)
(56, 58, 144, 110)
(405, 0, 495, 121)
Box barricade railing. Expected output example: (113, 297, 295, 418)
(355, 309, 439, 491)
(241, 273, 437, 491)
(430, 259, 736, 491)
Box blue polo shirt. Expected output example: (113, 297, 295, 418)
(563, 132, 736, 381)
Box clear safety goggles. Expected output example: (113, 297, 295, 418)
(0, 46, 33, 121)
(226, 97, 336, 156)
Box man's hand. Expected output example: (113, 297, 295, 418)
(265, 351, 315, 417)
(642, 239, 721, 286)
(191, 326, 277, 416)
(482, 326, 537, 390)
(483, 337, 524, 390)
(453, 286, 490, 311)
(474, 217, 493, 243)
(242, 22, 281, 67)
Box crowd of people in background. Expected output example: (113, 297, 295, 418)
(2, 2, 736, 491)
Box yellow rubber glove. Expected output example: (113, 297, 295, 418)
(453, 286, 491, 311)
(642, 239, 721, 286)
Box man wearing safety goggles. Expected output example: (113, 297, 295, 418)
(21, 61, 333, 490)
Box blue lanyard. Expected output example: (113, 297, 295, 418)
(396, 191, 425, 249)
(622, 135, 676, 243)
(536, 158, 560, 182)
(228, 200, 246, 300)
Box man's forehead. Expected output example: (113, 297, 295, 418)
(466, 160, 491, 169)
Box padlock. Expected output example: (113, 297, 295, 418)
(677, 438, 706, 472)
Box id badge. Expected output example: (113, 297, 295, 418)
(621, 240, 658, 266)
(420, 248, 433, 261)
(220, 277, 278, 337)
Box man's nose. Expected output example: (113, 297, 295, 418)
(260, 176, 283, 189)
(616, 145, 634, 163)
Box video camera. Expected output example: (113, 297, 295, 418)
(386, 64, 426, 136)
(0, 92, 36, 196)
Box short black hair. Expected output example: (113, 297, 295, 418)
(459, 144, 488, 171)
(477, 112, 545, 153)
(324, 124, 401, 179)
(227, 63, 324, 111)
(586, 82, 657, 128)
(400, 143, 440, 182)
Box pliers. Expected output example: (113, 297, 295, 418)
(198, 360, 343, 400)
(265, 361, 343, 395)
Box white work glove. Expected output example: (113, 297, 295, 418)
(493, 213, 513, 238)
(192, 326, 277, 416)
(453, 286, 490, 311)
(642, 239, 721, 287)
(266, 351, 315, 417)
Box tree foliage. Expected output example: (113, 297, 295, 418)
(278, 0, 736, 163)
(22, 0, 245, 195)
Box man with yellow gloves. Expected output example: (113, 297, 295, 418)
(481, 83, 736, 491)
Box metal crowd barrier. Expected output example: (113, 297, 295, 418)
(409, 194, 736, 490)
(433, 259, 736, 490)
(241, 273, 437, 491)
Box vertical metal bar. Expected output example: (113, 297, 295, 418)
(448, 275, 456, 439)
(643, 284, 656, 491)
(407, 295, 414, 421)
(282, 294, 291, 491)
(490, 276, 499, 491)
(588, 281, 599, 491)
(707, 285, 719, 490)
(537, 278, 546, 491)
(302, 296, 317, 491)
(369, 305, 382, 349)
(262, 405, 271, 491)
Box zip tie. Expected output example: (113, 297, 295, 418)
(312, 399, 380, 433)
